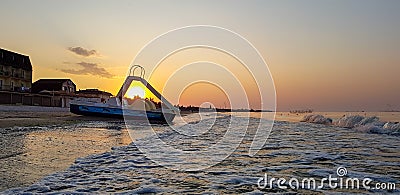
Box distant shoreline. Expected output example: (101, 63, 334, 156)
(0, 105, 399, 129)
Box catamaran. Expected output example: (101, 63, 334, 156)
(69, 65, 178, 123)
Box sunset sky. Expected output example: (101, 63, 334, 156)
(1, 0, 399, 111)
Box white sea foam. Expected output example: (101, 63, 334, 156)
(383, 122, 400, 131)
(302, 114, 400, 135)
(300, 114, 332, 125)
(333, 115, 365, 128)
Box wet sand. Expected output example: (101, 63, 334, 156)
(0, 105, 104, 128)
(0, 105, 131, 191)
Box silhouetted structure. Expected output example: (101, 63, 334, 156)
(289, 109, 313, 114)
(32, 79, 76, 107)
(32, 79, 76, 94)
(76, 89, 113, 101)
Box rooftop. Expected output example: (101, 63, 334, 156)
(0, 48, 33, 71)
(32, 79, 75, 93)
(76, 89, 113, 96)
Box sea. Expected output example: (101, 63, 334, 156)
(2, 112, 400, 194)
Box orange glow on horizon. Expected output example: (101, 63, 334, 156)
(178, 82, 231, 108)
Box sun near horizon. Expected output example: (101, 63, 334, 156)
(1, 1, 399, 111)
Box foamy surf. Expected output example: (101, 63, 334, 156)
(301, 114, 400, 135)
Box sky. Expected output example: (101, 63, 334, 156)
(1, 0, 399, 111)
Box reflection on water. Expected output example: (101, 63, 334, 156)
(0, 122, 131, 190)
(3, 114, 400, 194)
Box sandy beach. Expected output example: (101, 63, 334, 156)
(0, 105, 96, 128)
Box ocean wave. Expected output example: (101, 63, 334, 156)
(301, 114, 400, 135)
(300, 114, 332, 125)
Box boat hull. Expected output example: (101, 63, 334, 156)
(70, 104, 175, 123)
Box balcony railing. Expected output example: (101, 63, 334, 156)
(0, 71, 28, 79)
(0, 85, 31, 92)
(0, 85, 12, 91)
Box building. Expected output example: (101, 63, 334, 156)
(32, 79, 76, 94)
(0, 48, 33, 92)
(32, 79, 76, 107)
(75, 89, 113, 101)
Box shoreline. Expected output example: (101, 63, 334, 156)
(3, 110, 399, 194)
(0, 122, 131, 191)
(0, 105, 124, 128)
(1, 105, 398, 129)
(0, 105, 399, 191)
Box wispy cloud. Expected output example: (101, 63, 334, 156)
(60, 62, 113, 78)
(67, 47, 99, 57)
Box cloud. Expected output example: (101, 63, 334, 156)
(67, 47, 99, 57)
(60, 62, 113, 78)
